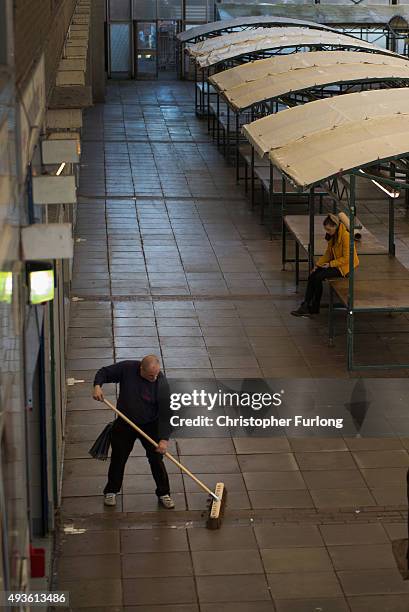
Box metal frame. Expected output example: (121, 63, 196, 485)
(193, 38, 402, 123)
(223, 79, 408, 177)
(276, 158, 409, 371)
(178, 17, 337, 44)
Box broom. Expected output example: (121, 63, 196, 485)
(102, 398, 227, 529)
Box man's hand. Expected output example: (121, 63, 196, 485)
(93, 385, 104, 402)
(156, 440, 168, 454)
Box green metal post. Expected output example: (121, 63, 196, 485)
(194, 62, 198, 115)
(329, 284, 335, 346)
(226, 104, 230, 160)
(405, 185, 409, 210)
(251, 146, 255, 209)
(389, 163, 396, 256)
(281, 176, 287, 263)
(308, 186, 315, 272)
(347, 173, 356, 370)
(201, 67, 205, 116)
(389, 196, 396, 257)
(216, 93, 220, 147)
(207, 78, 211, 132)
(235, 113, 240, 182)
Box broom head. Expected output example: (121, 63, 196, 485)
(206, 482, 227, 530)
(88, 421, 115, 460)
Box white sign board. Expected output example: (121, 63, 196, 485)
(22, 224, 74, 260)
(32, 175, 77, 205)
(41, 140, 80, 164)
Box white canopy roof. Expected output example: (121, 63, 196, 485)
(242, 88, 409, 188)
(188, 27, 395, 68)
(177, 16, 335, 43)
(243, 87, 409, 157)
(209, 51, 409, 111)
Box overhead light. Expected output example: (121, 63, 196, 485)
(26, 263, 54, 305)
(0, 272, 13, 303)
(56, 162, 66, 176)
(371, 178, 400, 199)
(358, 169, 400, 199)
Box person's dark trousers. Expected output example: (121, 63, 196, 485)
(304, 267, 342, 312)
(104, 417, 170, 497)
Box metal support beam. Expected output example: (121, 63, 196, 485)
(308, 186, 315, 272)
(347, 173, 356, 371)
(235, 112, 240, 182)
(251, 146, 255, 209)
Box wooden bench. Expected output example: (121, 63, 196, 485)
(327, 254, 409, 368)
(253, 167, 318, 227)
(209, 102, 251, 163)
(284, 214, 387, 287)
(195, 81, 216, 117)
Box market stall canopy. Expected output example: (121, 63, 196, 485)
(242, 88, 409, 189)
(177, 16, 336, 43)
(209, 51, 409, 111)
(188, 27, 396, 68)
(243, 87, 409, 157)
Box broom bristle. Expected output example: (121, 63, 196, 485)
(88, 421, 114, 461)
(206, 482, 227, 530)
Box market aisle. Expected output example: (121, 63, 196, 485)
(53, 81, 409, 611)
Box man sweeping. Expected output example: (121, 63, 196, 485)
(92, 355, 175, 509)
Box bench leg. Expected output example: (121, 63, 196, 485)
(347, 308, 354, 370)
(295, 241, 300, 291)
(329, 285, 335, 346)
(282, 222, 287, 271)
(254, 183, 264, 210)
(244, 163, 248, 194)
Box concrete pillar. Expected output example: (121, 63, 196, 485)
(90, 0, 105, 103)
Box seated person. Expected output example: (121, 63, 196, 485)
(291, 213, 359, 317)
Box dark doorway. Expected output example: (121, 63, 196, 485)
(158, 20, 179, 79)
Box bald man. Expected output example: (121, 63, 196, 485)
(93, 355, 174, 509)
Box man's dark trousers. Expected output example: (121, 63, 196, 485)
(104, 417, 170, 497)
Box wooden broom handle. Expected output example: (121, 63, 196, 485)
(102, 398, 219, 501)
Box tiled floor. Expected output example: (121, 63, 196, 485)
(54, 81, 409, 610)
(71, 80, 409, 378)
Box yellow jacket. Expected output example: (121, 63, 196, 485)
(316, 222, 359, 276)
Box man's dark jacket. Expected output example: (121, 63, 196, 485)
(94, 360, 172, 440)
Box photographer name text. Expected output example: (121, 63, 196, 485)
(170, 415, 344, 429)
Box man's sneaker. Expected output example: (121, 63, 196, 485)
(104, 493, 116, 507)
(159, 494, 175, 509)
(291, 303, 311, 317)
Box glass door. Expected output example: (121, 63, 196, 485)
(109, 23, 132, 77)
(135, 21, 158, 79)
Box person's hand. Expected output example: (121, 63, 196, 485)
(319, 263, 329, 268)
(93, 385, 104, 402)
(156, 440, 168, 454)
